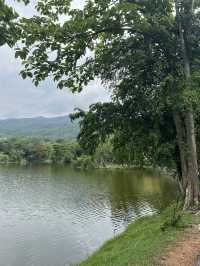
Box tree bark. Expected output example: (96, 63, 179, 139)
(175, 0, 199, 209)
(173, 112, 188, 192)
(184, 110, 199, 208)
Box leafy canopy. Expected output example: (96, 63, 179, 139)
(15, 1, 200, 167)
(0, 0, 29, 46)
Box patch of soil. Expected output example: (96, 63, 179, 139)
(160, 225, 200, 266)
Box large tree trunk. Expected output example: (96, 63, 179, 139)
(174, 0, 199, 209)
(173, 110, 199, 209)
(184, 110, 199, 209)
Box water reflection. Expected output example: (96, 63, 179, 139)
(0, 165, 178, 266)
(107, 169, 177, 232)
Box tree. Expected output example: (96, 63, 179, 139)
(71, 95, 177, 170)
(173, 0, 200, 209)
(16, 0, 200, 209)
(0, 0, 28, 47)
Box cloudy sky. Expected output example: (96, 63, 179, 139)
(0, 1, 109, 119)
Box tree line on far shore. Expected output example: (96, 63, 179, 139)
(0, 137, 154, 169)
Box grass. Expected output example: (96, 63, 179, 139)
(79, 205, 199, 266)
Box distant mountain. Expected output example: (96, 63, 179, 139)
(0, 116, 79, 140)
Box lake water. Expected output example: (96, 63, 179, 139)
(0, 165, 178, 266)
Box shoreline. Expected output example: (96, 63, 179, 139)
(79, 206, 200, 266)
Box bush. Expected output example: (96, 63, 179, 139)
(0, 152, 9, 164)
(72, 155, 95, 169)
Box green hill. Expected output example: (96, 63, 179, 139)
(0, 116, 79, 140)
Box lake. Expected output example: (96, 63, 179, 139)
(0, 165, 178, 266)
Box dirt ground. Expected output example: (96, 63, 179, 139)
(159, 225, 200, 266)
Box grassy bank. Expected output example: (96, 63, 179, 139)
(79, 206, 199, 266)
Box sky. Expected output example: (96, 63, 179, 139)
(0, 1, 110, 119)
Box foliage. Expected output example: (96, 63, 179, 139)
(0, 137, 82, 165)
(0, 136, 158, 168)
(161, 200, 183, 231)
(94, 140, 114, 166)
(15, 0, 200, 178)
(51, 141, 81, 164)
(71, 103, 177, 169)
(0, 0, 29, 47)
(72, 155, 95, 169)
(0, 152, 9, 164)
(0, 137, 134, 168)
